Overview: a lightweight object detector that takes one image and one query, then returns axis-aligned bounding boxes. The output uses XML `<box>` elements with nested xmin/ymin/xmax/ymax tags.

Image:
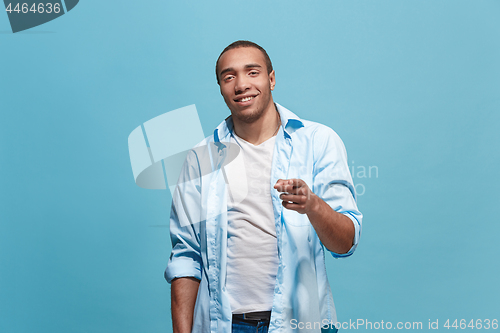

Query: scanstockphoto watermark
<box><xmin>290</xmin><ymin>319</ymin><xmax>423</xmax><ymax>330</ymax></box>
<box><xmin>290</xmin><ymin>318</ymin><xmax>499</xmax><ymax>330</ymax></box>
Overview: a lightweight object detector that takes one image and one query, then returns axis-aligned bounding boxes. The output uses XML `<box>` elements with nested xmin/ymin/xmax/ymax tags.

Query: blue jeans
<box><xmin>231</xmin><ymin>316</ymin><xmax>270</xmax><ymax>333</ymax></box>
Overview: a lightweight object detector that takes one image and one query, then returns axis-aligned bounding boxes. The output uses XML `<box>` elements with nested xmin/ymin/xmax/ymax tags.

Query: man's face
<box><xmin>217</xmin><ymin>47</ymin><xmax>275</xmax><ymax>124</ymax></box>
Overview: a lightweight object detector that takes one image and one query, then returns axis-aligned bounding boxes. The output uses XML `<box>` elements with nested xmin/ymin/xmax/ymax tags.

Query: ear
<box><xmin>269</xmin><ymin>70</ymin><xmax>276</xmax><ymax>91</ymax></box>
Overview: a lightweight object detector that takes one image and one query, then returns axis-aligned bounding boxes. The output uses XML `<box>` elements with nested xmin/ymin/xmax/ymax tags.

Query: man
<box><xmin>165</xmin><ymin>40</ymin><xmax>362</xmax><ymax>333</ymax></box>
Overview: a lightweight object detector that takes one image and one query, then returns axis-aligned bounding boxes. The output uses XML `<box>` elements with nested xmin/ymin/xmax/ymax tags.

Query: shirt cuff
<box><xmin>329</xmin><ymin>212</ymin><xmax>361</xmax><ymax>258</ymax></box>
<box><xmin>164</xmin><ymin>257</ymin><xmax>202</xmax><ymax>283</ymax></box>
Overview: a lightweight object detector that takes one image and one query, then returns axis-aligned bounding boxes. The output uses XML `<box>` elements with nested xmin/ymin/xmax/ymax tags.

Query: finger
<box><xmin>275</xmin><ymin>183</ymin><xmax>296</xmax><ymax>193</ymax></box>
<box><xmin>289</xmin><ymin>178</ymin><xmax>305</xmax><ymax>187</ymax></box>
<box><xmin>274</xmin><ymin>179</ymin><xmax>287</xmax><ymax>190</ymax></box>
<box><xmin>275</xmin><ymin>178</ymin><xmax>299</xmax><ymax>187</ymax></box>
<box><xmin>275</xmin><ymin>179</ymin><xmax>309</xmax><ymax>194</ymax></box>
<box><xmin>288</xmin><ymin>179</ymin><xmax>307</xmax><ymax>192</ymax></box>
<box><xmin>275</xmin><ymin>183</ymin><xmax>293</xmax><ymax>193</ymax></box>
<box><xmin>282</xmin><ymin>201</ymin><xmax>306</xmax><ymax>212</ymax></box>
<box><xmin>279</xmin><ymin>193</ymin><xmax>307</xmax><ymax>204</ymax></box>
<box><xmin>278</xmin><ymin>186</ymin><xmax>308</xmax><ymax>196</ymax></box>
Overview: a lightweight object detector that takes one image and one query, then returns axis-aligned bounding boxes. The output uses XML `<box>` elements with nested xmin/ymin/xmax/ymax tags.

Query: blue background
<box><xmin>1</xmin><ymin>0</ymin><xmax>499</xmax><ymax>332</ymax></box>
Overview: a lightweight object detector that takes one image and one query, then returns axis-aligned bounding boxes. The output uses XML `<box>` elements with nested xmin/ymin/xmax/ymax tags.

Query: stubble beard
<box><xmin>232</xmin><ymin>106</ymin><xmax>266</xmax><ymax>124</ymax></box>
<box><xmin>228</xmin><ymin>91</ymin><xmax>273</xmax><ymax>125</ymax></box>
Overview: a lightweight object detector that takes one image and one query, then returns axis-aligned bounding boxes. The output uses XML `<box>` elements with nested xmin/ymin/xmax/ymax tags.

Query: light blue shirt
<box><xmin>165</xmin><ymin>103</ymin><xmax>362</xmax><ymax>333</ymax></box>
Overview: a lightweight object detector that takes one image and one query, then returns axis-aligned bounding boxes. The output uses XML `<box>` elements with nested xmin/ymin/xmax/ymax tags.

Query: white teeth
<box><xmin>239</xmin><ymin>96</ymin><xmax>253</xmax><ymax>102</ymax></box>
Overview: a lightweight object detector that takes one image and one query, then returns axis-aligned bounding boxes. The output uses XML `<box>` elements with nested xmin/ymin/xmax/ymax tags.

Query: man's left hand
<box><xmin>274</xmin><ymin>178</ymin><xmax>318</xmax><ymax>214</ymax></box>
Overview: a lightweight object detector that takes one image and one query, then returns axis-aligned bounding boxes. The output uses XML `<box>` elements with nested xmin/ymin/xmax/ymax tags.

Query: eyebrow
<box><xmin>219</xmin><ymin>63</ymin><xmax>262</xmax><ymax>77</ymax></box>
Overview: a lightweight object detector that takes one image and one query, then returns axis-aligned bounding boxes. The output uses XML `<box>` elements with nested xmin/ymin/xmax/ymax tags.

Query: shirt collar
<box><xmin>213</xmin><ymin>103</ymin><xmax>304</xmax><ymax>143</ymax></box>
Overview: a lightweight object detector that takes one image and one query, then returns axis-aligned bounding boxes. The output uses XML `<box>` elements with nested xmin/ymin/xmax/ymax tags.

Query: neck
<box><xmin>232</xmin><ymin>102</ymin><xmax>280</xmax><ymax>145</ymax></box>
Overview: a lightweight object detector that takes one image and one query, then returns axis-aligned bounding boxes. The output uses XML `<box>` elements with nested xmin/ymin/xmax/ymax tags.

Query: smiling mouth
<box><xmin>235</xmin><ymin>96</ymin><xmax>256</xmax><ymax>102</ymax></box>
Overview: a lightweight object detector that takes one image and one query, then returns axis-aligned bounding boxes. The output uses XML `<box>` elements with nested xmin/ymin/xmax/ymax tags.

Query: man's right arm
<box><xmin>171</xmin><ymin>277</ymin><xmax>200</xmax><ymax>333</ymax></box>
<box><xmin>166</xmin><ymin>149</ymin><xmax>204</xmax><ymax>333</ymax></box>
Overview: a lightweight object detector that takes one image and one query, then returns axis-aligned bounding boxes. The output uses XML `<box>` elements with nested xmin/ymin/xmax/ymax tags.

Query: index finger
<box><xmin>274</xmin><ymin>179</ymin><xmax>291</xmax><ymax>191</ymax></box>
<box><xmin>274</xmin><ymin>179</ymin><xmax>305</xmax><ymax>192</ymax></box>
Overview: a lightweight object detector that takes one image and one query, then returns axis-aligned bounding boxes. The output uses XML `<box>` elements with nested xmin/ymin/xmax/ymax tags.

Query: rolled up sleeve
<box><xmin>165</xmin><ymin>150</ymin><xmax>203</xmax><ymax>283</ymax></box>
<box><xmin>165</xmin><ymin>202</ymin><xmax>202</xmax><ymax>283</ymax></box>
<box><xmin>312</xmin><ymin>125</ymin><xmax>363</xmax><ymax>258</ymax></box>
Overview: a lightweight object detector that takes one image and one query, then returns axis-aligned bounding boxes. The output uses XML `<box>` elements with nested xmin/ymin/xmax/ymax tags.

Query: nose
<box><xmin>234</xmin><ymin>75</ymin><xmax>251</xmax><ymax>93</ymax></box>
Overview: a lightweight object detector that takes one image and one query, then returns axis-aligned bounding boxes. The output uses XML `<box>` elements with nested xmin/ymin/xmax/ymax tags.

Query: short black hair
<box><xmin>215</xmin><ymin>40</ymin><xmax>273</xmax><ymax>85</ymax></box>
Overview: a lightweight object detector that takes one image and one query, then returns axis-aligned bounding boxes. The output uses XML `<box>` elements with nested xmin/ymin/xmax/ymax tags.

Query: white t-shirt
<box><xmin>225</xmin><ymin>132</ymin><xmax>279</xmax><ymax>314</ymax></box>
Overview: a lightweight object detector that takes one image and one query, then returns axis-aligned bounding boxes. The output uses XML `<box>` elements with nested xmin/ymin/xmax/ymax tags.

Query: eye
<box><xmin>249</xmin><ymin>71</ymin><xmax>259</xmax><ymax>76</ymax></box>
<box><xmin>223</xmin><ymin>75</ymin><xmax>235</xmax><ymax>82</ymax></box>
